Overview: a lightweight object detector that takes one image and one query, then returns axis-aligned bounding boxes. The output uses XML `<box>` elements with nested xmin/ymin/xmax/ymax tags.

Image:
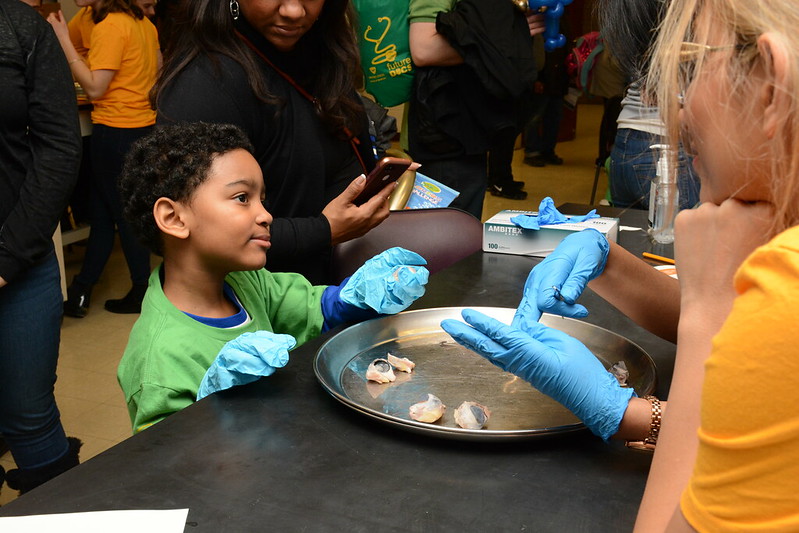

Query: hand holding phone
<box><xmin>352</xmin><ymin>157</ymin><xmax>418</xmax><ymax>206</ymax></box>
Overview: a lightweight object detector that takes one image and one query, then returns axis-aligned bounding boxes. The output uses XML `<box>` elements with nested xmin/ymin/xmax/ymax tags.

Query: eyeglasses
<box><xmin>676</xmin><ymin>41</ymin><xmax>753</xmax><ymax>106</ymax></box>
<box><xmin>679</xmin><ymin>42</ymin><xmax>748</xmax><ymax>62</ymax></box>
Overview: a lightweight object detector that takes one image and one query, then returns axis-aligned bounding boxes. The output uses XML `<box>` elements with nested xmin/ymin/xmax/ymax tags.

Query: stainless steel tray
<box><xmin>314</xmin><ymin>307</ymin><xmax>656</xmax><ymax>441</ymax></box>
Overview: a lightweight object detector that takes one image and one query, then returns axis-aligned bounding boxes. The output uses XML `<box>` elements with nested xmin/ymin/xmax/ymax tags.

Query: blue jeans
<box><xmin>609</xmin><ymin>128</ymin><xmax>700</xmax><ymax>210</ymax></box>
<box><xmin>74</xmin><ymin>124</ymin><xmax>152</xmax><ymax>288</ymax></box>
<box><xmin>0</xmin><ymin>250</ymin><xmax>69</xmax><ymax>468</ymax></box>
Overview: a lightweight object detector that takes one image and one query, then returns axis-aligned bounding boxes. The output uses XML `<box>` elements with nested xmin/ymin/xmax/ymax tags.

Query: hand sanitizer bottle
<box><xmin>647</xmin><ymin>144</ymin><xmax>679</xmax><ymax>244</ymax></box>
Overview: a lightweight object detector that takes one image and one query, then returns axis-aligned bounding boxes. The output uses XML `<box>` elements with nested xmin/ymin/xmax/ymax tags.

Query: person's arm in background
<box><xmin>0</xmin><ymin>8</ymin><xmax>81</xmax><ymax>287</ymax></box>
<box><xmin>409</xmin><ymin>5</ymin><xmax>545</xmax><ymax>67</ymax></box>
<box><xmin>47</xmin><ymin>10</ymin><xmax>115</xmax><ymax>100</ymax></box>
<box><xmin>409</xmin><ymin>21</ymin><xmax>463</xmax><ymax>67</ymax></box>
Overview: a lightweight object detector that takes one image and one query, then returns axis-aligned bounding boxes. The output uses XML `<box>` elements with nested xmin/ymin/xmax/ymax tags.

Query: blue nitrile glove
<box><xmin>510</xmin><ymin>197</ymin><xmax>599</xmax><ymax>230</ymax></box>
<box><xmin>320</xmin><ymin>278</ymin><xmax>382</xmax><ymax>331</ymax></box>
<box><xmin>441</xmin><ymin>309</ymin><xmax>634</xmax><ymax>440</ymax></box>
<box><xmin>197</xmin><ymin>331</ymin><xmax>296</xmax><ymax>401</ymax></box>
<box><xmin>339</xmin><ymin>247</ymin><xmax>429</xmax><ymax>315</ymax></box>
<box><xmin>513</xmin><ymin>228</ymin><xmax>609</xmax><ymax>326</ymax></box>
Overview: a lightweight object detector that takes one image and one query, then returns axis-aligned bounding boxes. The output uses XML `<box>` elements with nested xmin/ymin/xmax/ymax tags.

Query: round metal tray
<box><xmin>314</xmin><ymin>307</ymin><xmax>656</xmax><ymax>441</ymax></box>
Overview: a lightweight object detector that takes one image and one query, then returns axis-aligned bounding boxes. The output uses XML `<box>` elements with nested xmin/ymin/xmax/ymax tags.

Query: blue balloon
<box><xmin>528</xmin><ymin>0</ymin><xmax>574</xmax><ymax>51</ymax></box>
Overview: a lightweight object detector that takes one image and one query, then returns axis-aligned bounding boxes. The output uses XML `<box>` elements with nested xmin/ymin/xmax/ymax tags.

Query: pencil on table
<box><xmin>642</xmin><ymin>252</ymin><xmax>675</xmax><ymax>264</ymax></box>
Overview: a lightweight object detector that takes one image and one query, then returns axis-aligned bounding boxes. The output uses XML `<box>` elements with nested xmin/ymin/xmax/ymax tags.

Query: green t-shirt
<box><xmin>408</xmin><ymin>0</ymin><xmax>457</xmax><ymax>22</ymax></box>
<box><xmin>117</xmin><ymin>265</ymin><xmax>326</xmax><ymax>433</ymax></box>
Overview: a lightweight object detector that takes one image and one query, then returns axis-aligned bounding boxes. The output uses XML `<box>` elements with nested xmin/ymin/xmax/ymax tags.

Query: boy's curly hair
<box><xmin>119</xmin><ymin>122</ymin><xmax>254</xmax><ymax>256</ymax></box>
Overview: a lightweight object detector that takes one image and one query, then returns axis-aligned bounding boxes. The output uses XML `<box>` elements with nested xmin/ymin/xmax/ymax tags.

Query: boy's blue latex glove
<box><xmin>513</xmin><ymin>228</ymin><xmax>609</xmax><ymax>326</ymax></box>
<box><xmin>339</xmin><ymin>247</ymin><xmax>429</xmax><ymax>315</ymax></box>
<box><xmin>197</xmin><ymin>331</ymin><xmax>296</xmax><ymax>401</ymax></box>
<box><xmin>320</xmin><ymin>279</ymin><xmax>381</xmax><ymax>332</ymax></box>
<box><xmin>441</xmin><ymin>309</ymin><xmax>634</xmax><ymax>440</ymax></box>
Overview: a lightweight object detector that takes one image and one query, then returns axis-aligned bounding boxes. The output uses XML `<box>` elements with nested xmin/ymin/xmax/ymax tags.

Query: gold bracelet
<box><xmin>625</xmin><ymin>395</ymin><xmax>662</xmax><ymax>452</ymax></box>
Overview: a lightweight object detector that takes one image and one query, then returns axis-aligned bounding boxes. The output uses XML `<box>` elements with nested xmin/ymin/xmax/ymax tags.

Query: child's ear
<box><xmin>758</xmin><ymin>32</ymin><xmax>789</xmax><ymax>140</ymax></box>
<box><xmin>154</xmin><ymin>197</ymin><xmax>190</xmax><ymax>240</ymax></box>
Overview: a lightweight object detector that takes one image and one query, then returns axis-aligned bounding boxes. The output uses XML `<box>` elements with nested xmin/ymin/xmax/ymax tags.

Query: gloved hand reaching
<box><xmin>197</xmin><ymin>331</ymin><xmax>296</xmax><ymax>401</ymax></box>
<box><xmin>338</xmin><ymin>247</ymin><xmax>429</xmax><ymax>315</ymax></box>
<box><xmin>441</xmin><ymin>309</ymin><xmax>633</xmax><ymax>440</ymax></box>
<box><xmin>513</xmin><ymin>228</ymin><xmax>609</xmax><ymax>328</ymax></box>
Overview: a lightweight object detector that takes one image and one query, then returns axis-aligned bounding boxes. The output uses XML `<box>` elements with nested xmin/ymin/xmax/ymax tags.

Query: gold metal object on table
<box><xmin>315</xmin><ymin>307</ymin><xmax>657</xmax><ymax>441</ymax></box>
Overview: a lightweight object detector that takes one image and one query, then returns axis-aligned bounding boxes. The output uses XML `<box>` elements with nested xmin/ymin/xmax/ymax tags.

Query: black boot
<box><xmin>63</xmin><ymin>281</ymin><xmax>92</xmax><ymax>318</ymax></box>
<box><xmin>104</xmin><ymin>283</ymin><xmax>147</xmax><ymax>314</ymax></box>
<box><xmin>5</xmin><ymin>437</ymin><xmax>82</xmax><ymax>494</ymax></box>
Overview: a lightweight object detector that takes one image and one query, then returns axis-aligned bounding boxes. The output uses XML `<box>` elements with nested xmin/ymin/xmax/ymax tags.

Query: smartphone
<box><xmin>353</xmin><ymin>157</ymin><xmax>415</xmax><ymax>206</ymax></box>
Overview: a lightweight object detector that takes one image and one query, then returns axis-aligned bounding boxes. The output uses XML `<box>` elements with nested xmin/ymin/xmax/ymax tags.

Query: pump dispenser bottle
<box><xmin>648</xmin><ymin>144</ymin><xmax>679</xmax><ymax>244</ymax></box>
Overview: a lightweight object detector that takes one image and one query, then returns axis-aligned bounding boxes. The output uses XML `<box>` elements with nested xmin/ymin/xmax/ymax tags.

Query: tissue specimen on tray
<box><xmin>387</xmin><ymin>353</ymin><xmax>415</xmax><ymax>373</ymax></box>
<box><xmin>409</xmin><ymin>393</ymin><xmax>446</xmax><ymax>423</ymax></box>
<box><xmin>366</xmin><ymin>358</ymin><xmax>396</xmax><ymax>383</ymax></box>
<box><xmin>454</xmin><ymin>401</ymin><xmax>491</xmax><ymax>429</ymax></box>
<box><xmin>610</xmin><ymin>361</ymin><xmax>629</xmax><ymax>386</ymax></box>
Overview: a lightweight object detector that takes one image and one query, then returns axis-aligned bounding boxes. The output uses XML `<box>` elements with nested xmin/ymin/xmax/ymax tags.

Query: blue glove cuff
<box><xmin>321</xmin><ymin>280</ymin><xmax>380</xmax><ymax>332</ymax></box>
<box><xmin>584</xmin><ymin>229</ymin><xmax>610</xmax><ymax>279</ymax></box>
<box><xmin>581</xmin><ymin>372</ymin><xmax>636</xmax><ymax>441</ymax></box>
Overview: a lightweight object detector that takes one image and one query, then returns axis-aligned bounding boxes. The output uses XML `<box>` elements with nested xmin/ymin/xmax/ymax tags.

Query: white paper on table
<box><xmin>0</xmin><ymin>508</ymin><xmax>189</xmax><ymax>533</ymax></box>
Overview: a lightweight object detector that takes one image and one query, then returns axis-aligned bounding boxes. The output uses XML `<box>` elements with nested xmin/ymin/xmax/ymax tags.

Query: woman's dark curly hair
<box><xmin>119</xmin><ymin>122</ymin><xmax>254</xmax><ymax>256</ymax></box>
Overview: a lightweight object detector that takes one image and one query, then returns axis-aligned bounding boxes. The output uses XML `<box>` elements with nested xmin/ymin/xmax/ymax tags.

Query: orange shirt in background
<box><xmin>77</xmin><ymin>11</ymin><xmax>158</xmax><ymax>128</ymax></box>
<box><xmin>67</xmin><ymin>6</ymin><xmax>93</xmax><ymax>59</ymax></box>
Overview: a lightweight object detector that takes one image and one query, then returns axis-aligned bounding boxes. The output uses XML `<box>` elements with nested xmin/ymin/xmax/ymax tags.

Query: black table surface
<box><xmin>0</xmin><ymin>206</ymin><xmax>676</xmax><ymax>531</ymax></box>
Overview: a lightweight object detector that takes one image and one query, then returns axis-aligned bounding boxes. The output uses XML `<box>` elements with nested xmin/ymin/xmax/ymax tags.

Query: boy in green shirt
<box><xmin>116</xmin><ymin>122</ymin><xmax>428</xmax><ymax>433</ymax></box>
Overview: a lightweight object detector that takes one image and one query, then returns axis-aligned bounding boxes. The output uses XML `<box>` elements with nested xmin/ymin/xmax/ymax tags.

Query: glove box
<box><xmin>483</xmin><ymin>209</ymin><xmax>619</xmax><ymax>258</ymax></box>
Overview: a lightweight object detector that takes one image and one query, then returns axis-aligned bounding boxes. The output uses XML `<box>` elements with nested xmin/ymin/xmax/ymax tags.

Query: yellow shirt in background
<box><xmin>681</xmin><ymin>225</ymin><xmax>799</xmax><ymax>531</ymax></box>
<box><xmin>85</xmin><ymin>12</ymin><xmax>158</xmax><ymax>128</ymax></box>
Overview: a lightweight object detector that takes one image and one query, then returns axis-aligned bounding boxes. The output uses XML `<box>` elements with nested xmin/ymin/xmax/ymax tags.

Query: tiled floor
<box><xmin>0</xmin><ymin>104</ymin><xmax>607</xmax><ymax>505</ymax></box>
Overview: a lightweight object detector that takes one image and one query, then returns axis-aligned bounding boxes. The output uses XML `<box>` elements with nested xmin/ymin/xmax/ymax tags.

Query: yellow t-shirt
<box><xmin>681</xmin><ymin>225</ymin><xmax>799</xmax><ymax>531</ymax></box>
<box><xmin>86</xmin><ymin>12</ymin><xmax>158</xmax><ymax>128</ymax></box>
<box><xmin>68</xmin><ymin>6</ymin><xmax>93</xmax><ymax>59</ymax></box>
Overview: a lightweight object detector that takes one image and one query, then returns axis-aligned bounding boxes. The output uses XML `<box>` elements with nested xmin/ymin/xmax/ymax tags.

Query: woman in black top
<box><xmin>154</xmin><ymin>0</ymin><xmax>391</xmax><ymax>284</ymax></box>
<box><xmin>0</xmin><ymin>0</ymin><xmax>82</xmax><ymax>493</ymax></box>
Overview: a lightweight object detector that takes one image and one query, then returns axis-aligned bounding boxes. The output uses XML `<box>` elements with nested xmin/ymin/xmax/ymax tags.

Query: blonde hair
<box><xmin>647</xmin><ymin>0</ymin><xmax>799</xmax><ymax>233</ymax></box>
